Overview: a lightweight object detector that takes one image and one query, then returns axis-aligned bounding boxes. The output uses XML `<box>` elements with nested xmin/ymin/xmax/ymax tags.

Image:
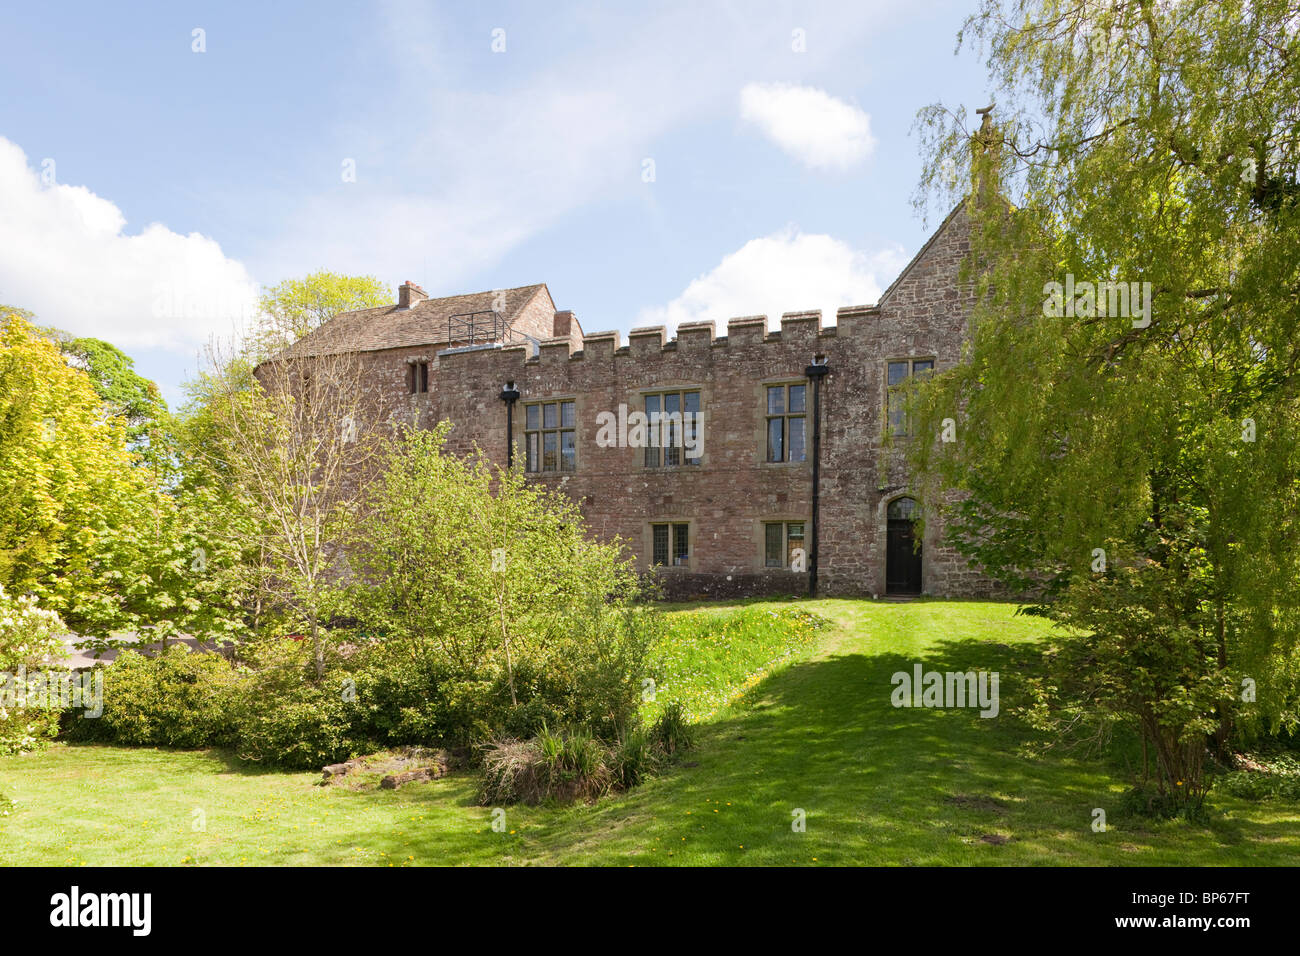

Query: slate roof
<box><xmin>275</xmin><ymin>283</ymin><xmax>552</xmax><ymax>359</ymax></box>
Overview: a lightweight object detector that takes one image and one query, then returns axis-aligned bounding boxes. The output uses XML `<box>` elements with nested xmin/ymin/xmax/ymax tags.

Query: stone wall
<box><xmin>341</xmin><ymin>201</ymin><xmax>1000</xmax><ymax>598</ymax></box>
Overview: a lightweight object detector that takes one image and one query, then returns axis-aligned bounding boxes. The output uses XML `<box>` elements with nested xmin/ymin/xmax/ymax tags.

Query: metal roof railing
<box><xmin>445</xmin><ymin>310</ymin><xmax>522</xmax><ymax>347</ymax></box>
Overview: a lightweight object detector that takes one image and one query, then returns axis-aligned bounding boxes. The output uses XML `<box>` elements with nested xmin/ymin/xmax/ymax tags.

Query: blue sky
<box><xmin>0</xmin><ymin>1</ymin><xmax>990</xmax><ymax>406</ymax></box>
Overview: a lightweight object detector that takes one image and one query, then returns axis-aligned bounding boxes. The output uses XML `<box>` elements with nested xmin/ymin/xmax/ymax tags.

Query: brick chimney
<box><xmin>398</xmin><ymin>280</ymin><xmax>428</xmax><ymax>310</ymax></box>
<box><xmin>553</xmin><ymin>310</ymin><xmax>576</xmax><ymax>338</ymax></box>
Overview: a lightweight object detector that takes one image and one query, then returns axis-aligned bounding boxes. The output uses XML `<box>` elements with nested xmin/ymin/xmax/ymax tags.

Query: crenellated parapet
<box><xmin>434</xmin><ymin>305</ymin><xmax>878</xmax><ymax>371</ymax></box>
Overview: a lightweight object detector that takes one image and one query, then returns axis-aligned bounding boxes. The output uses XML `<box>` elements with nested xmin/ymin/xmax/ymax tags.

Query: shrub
<box><xmin>478</xmin><ymin>725</ymin><xmax>613</xmax><ymax>806</ymax></box>
<box><xmin>0</xmin><ymin>586</ymin><xmax>67</xmax><ymax>755</ymax></box>
<box><xmin>81</xmin><ymin>645</ymin><xmax>244</xmax><ymax>748</ymax></box>
<box><xmin>611</xmin><ymin>724</ymin><xmax>660</xmax><ymax>789</ymax></box>
<box><xmin>232</xmin><ymin>637</ymin><xmax>374</xmax><ymax>769</ymax></box>
<box><xmin>1217</xmin><ymin>752</ymin><xmax>1300</xmax><ymax>801</ymax></box>
<box><xmin>649</xmin><ymin>701</ymin><xmax>694</xmax><ymax>756</ymax></box>
<box><xmin>234</xmin><ymin>684</ymin><xmax>368</xmax><ymax>769</ymax></box>
<box><xmin>345</xmin><ymin>426</ymin><xmax>656</xmax><ymax>746</ymax></box>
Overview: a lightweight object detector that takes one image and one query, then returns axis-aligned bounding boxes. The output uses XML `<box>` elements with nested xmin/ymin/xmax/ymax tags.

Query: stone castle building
<box><xmin>275</xmin><ymin>200</ymin><xmax>997</xmax><ymax>599</ymax></box>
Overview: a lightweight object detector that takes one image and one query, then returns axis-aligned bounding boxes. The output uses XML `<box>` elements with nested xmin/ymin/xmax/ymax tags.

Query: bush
<box><xmin>232</xmin><ymin>637</ymin><xmax>374</xmax><ymax>769</ymax></box>
<box><xmin>478</xmin><ymin>725</ymin><xmax>613</xmax><ymax>806</ymax></box>
<box><xmin>0</xmin><ymin>586</ymin><xmax>67</xmax><ymax>755</ymax></box>
<box><xmin>611</xmin><ymin>724</ymin><xmax>660</xmax><ymax>789</ymax></box>
<box><xmin>649</xmin><ymin>701</ymin><xmax>694</xmax><ymax>756</ymax></box>
<box><xmin>1217</xmin><ymin>752</ymin><xmax>1300</xmax><ymax>801</ymax></box>
<box><xmin>69</xmin><ymin>645</ymin><xmax>244</xmax><ymax>748</ymax></box>
<box><xmin>234</xmin><ymin>684</ymin><xmax>369</xmax><ymax>769</ymax></box>
<box><xmin>60</xmin><ymin>636</ymin><xmax>374</xmax><ymax>769</ymax></box>
<box><xmin>345</xmin><ymin>426</ymin><xmax>657</xmax><ymax>746</ymax></box>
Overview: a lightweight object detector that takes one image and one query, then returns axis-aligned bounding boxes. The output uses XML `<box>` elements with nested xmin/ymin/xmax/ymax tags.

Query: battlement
<box><xmin>435</xmin><ymin>304</ymin><xmax>878</xmax><ymax>369</ymax></box>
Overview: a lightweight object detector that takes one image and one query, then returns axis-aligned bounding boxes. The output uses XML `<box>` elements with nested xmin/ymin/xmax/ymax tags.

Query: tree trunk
<box><xmin>1212</xmin><ymin>596</ymin><xmax>1231</xmax><ymax>762</ymax></box>
<box><xmin>498</xmin><ymin>594</ymin><xmax>517</xmax><ymax>707</ymax></box>
<box><xmin>310</xmin><ymin>612</ymin><xmax>324</xmax><ymax>679</ymax></box>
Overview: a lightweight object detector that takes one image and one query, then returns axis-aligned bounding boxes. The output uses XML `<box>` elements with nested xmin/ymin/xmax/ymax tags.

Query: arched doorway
<box><xmin>886</xmin><ymin>496</ymin><xmax>922</xmax><ymax>594</ymax></box>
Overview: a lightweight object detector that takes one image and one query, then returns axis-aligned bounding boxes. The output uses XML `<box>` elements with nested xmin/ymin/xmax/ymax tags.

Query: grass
<box><xmin>644</xmin><ymin>602</ymin><xmax>828</xmax><ymax>721</ymax></box>
<box><xmin>2</xmin><ymin>598</ymin><xmax>1298</xmax><ymax>866</ymax></box>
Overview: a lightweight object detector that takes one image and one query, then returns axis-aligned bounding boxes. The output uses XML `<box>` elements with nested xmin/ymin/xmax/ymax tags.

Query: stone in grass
<box><xmin>380</xmin><ymin>766</ymin><xmax>445</xmax><ymax>789</ymax></box>
<box><xmin>322</xmin><ymin>747</ymin><xmax>454</xmax><ymax>789</ymax></box>
<box><xmin>321</xmin><ymin>757</ymin><xmax>367</xmax><ymax>780</ymax></box>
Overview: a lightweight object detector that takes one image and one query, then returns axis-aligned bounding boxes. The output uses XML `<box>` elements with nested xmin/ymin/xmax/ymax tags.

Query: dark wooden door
<box><xmin>886</xmin><ymin>519</ymin><xmax>922</xmax><ymax>594</ymax></box>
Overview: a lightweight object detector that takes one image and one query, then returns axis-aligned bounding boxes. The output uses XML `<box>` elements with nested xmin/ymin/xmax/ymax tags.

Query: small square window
<box><xmin>764</xmin><ymin>521</ymin><xmax>807</xmax><ymax>570</ymax></box>
<box><xmin>651</xmin><ymin>523</ymin><xmax>691</xmax><ymax>568</ymax></box>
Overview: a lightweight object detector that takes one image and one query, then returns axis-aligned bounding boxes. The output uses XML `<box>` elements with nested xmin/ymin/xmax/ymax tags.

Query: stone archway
<box><xmin>885</xmin><ymin>496</ymin><xmax>922</xmax><ymax>595</ymax></box>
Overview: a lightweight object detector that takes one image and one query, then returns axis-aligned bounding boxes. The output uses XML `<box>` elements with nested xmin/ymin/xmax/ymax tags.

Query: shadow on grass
<box><xmin>36</xmin><ymin>618</ymin><xmax>1298</xmax><ymax>866</ymax></box>
<box><xmin>449</xmin><ymin>633</ymin><xmax>1298</xmax><ymax>866</ymax></box>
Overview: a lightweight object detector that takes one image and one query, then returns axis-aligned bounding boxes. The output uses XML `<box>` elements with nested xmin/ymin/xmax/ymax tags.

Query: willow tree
<box><xmin>909</xmin><ymin>0</ymin><xmax>1300</xmax><ymax>805</ymax></box>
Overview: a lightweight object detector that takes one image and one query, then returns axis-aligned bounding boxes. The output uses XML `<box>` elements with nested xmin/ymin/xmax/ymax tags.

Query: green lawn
<box><xmin>2</xmin><ymin>599</ymin><xmax>1297</xmax><ymax>866</ymax></box>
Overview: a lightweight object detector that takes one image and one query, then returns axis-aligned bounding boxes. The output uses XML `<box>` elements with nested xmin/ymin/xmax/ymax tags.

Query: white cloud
<box><xmin>739</xmin><ymin>82</ymin><xmax>876</xmax><ymax>170</ymax></box>
<box><xmin>0</xmin><ymin>137</ymin><xmax>259</xmax><ymax>350</ymax></box>
<box><xmin>637</xmin><ymin>227</ymin><xmax>907</xmax><ymax>332</ymax></box>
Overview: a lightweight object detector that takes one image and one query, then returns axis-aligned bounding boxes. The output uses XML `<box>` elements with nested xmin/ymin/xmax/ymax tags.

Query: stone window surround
<box><xmin>755</xmin><ymin>376</ymin><xmax>812</xmax><ymax>469</ymax></box>
<box><xmin>631</xmin><ymin>383</ymin><xmax>707</xmax><ymax>470</ymax></box>
<box><xmin>759</xmin><ymin>382</ymin><xmax>806</xmax><ymax>468</ymax></box>
<box><xmin>882</xmin><ymin>355</ymin><xmax>937</xmax><ymax>439</ymax></box>
<box><xmin>644</xmin><ymin>518</ymin><xmax>693</xmax><ymax>572</ymax></box>
<box><xmin>520</xmin><ymin>394</ymin><xmax>578</xmax><ymax>473</ymax></box>
<box><xmin>754</xmin><ymin>516</ymin><xmax>809</xmax><ymax>571</ymax></box>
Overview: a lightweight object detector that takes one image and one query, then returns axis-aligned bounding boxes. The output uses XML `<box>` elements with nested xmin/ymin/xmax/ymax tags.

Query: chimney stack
<box><xmin>398</xmin><ymin>280</ymin><xmax>428</xmax><ymax>310</ymax></box>
<box><xmin>971</xmin><ymin>105</ymin><xmax>1000</xmax><ymax>204</ymax></box>
<box><xmin>552</xmin><ymin>310</ymin><xmax>576</xmax><ymax>338</ymax></box>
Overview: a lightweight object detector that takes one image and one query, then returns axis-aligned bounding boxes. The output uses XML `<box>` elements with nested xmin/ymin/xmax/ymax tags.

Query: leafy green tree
<box><xmin>252</xmin><ymin>271</ymin><xmax>391</xmax><ymax>356</ymax></box>
<box><xmin>0</xmin><ymin>313</ymin><xmax>164</xmax><ymax>637</ymax></box>
<box><xmin>909</xmin><ymin>0</ymin><xmax>1300</xmax><ymax>804</ymax></box>
<box><xmin>53</xmin><ymin>335</ymin><xmax>168</xmax><ymax>449</ymax></box>
<box><xmin>166</xmin><ymin>271</ymin><xmax>397</xmax><ymax>649</ymax></box>
<box><xmin>346</xmin><ymin>424</ymin><xmax>647</xmax><ymax>733</ymax></box>
<box><xmin>199</xmin><ymin>343</ymin><xmax>381</xmax><ymax>677</ymax></box>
